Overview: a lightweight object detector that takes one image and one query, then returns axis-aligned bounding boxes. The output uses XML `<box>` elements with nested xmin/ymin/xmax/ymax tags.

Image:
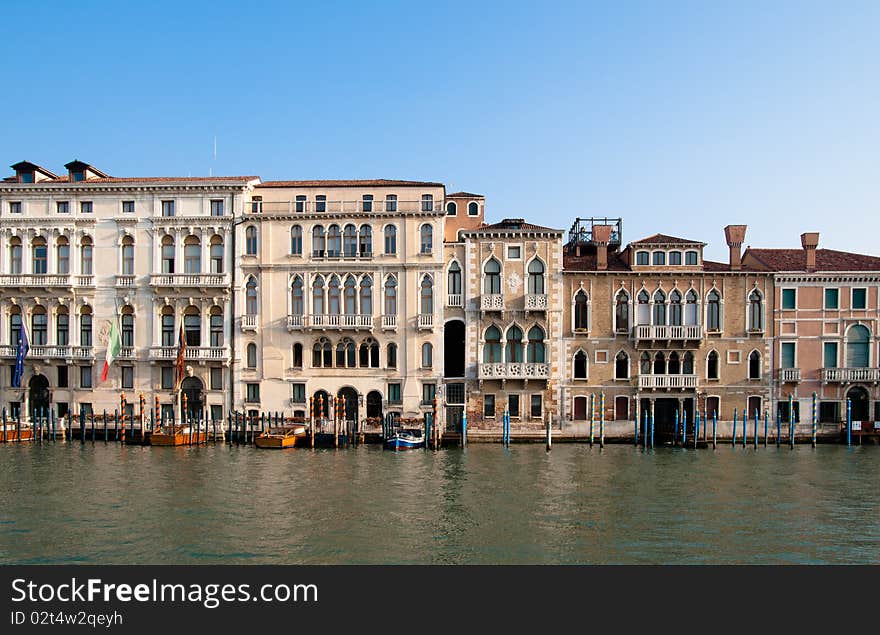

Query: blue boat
<box><xmin>383</xmin><ymin>428</ymin><xmax>425</xmax><ymax>450</ymax></box>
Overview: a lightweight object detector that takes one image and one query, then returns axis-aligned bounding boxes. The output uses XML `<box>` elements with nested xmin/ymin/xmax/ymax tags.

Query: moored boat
<box><xmin>383</xmin><ymin>428</ymin><xmax>425</xmax><ymax>450</ymax></box>
<box><xmin>0</xmin><ymin>425</ymin><xmax>33</xmax><ymax>442</ymax></box>
<box><xmin>149</xmin><ymin>425</ymin><xmax>207</xmax><ymax>446</ymax></box>
<box><xmin>255</xmin><ymin>425</ymin><xmax>308</xmax><ymax>449</ymax></box>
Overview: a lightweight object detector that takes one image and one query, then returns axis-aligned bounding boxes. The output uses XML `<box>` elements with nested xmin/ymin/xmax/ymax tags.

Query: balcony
<box><xmin>116</xmin><ymin>275</ymin><xmax>136</xmax><ymax>288</ymax></box>
<box><xmin>0</xmin><ymin>274</ymin><xmax>72</xmax><ymax>288</ymax></box>
<box><xmin>382</xmin><ymin>315</ymin><xmax>397</xmax><ymax>330</ymax></box>
<box><xmin>150</xmin><ymin>273</ymin><xmax>230</xmax><ymax>288</ymax></box>
<box><xmin>118</xmin><ymin>347</ymin><xmax>136</xmax><ymax>360</ymax></box>
<box><xmin>632</xmin><ymin>324</ymin><xmax>702</xmax><ymax>345</ymax></box>
<box><xmin>779</xmin><ymin>368</ymin><xmax>801</xmax><ymax>383</ymax></box>
<box><xmin>307</xmin><ymin>314</ymin><xmax>374</xmax><ymax>330</ymax></box>
<box><xmin>525</xmin><ymin>294</ymin><xmax>548</xmax><ymax>310</ymax></box>
<box><xmin>478</xmin><ymin>362</ymin><xmax>550</xmax><ymax>380</ymax></box>
<box><xmin>447</xmin><ymin>294</ymin><xmax>463</xmax><ymax>308</ymax></box>
<box><xmin>149</xmin><ymin>346</ymin><xmax>229</xmax><ymax>361</ymax></box>
<box><xmin>481</xmin><ymin>294</ymin><xmax>504</xmax><ymax>311</ymax></box>
<box><xmin>287</xmin><ymin>314</ymin><xmax>304</xmax><ymax>330</ymax></box>
<box><xmin>638</xmin><ymin>374</ymin><xmax>698</xmax><ymax>390</ymax></box>
<box><xmin>0</xmin><ymin>344</ymin><xmax>94</xmax><ymax>360</ymax></box>
<box><xmin>821</xmin><ymin>368</ymin><xmax>880</xmax><ymax>383</ymax></box>
<box><xmin>311</xmin><ymin>250</ymin><xmax>373</xmax><ymax>261</ymax></box>
<box><xmin>241</xmin><ymin>315</ymin><xmax>258</xmax><ymax>331</ymax></box>
<box><xmin>418</xmin><ymin>314</ymin><xmax>434</xmax><ymax>330</ymax></box>
<box><xmin>255</xmin><ymin>199</ymin><xmax>444</xmax><ymax>215</ymax></box>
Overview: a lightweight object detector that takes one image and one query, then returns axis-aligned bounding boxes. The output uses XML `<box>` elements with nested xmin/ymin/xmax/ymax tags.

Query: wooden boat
<box><xmin>255</xmin><ymin>425</ymin><xmax>307</xmax><ymax>449</ymax></box>
<box><xmin>383</xmin><ymin>428</ymin><xmax>425</xmax><ymax>451</ymax></box>
<box><xmin>149</xmin><ymin>425</ymin><xmax>207</xmax><ymax>446</ymax></box>
<box><xmin>0</xmin><ymin>425</ymin><xmax>33</xmax><ymax>442</ymax></box>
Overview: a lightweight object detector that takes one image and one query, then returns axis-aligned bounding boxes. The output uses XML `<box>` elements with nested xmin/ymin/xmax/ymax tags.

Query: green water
<box><xmin>0</xmin><ymin>443</ymin><xmax>877</xmax><ymax>564</ymax></box>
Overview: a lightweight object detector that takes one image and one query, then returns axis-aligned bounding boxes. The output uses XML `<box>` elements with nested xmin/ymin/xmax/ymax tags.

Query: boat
<box><xmin>0</xmin><ymin>424</ymin><xmax>33</xmax><ymax>443</ymax></box>
<box><xmin>255</xmin><ymin>424</ymin><xmax>308</xmax><ymax>449</ymax></box>
<box><xmin>383</xmin><ymin>428</ymin><xmax>425</xmax><ymax>450</ymax></box>
<box><xmin>149</xmin><ymin>425</ymin><xmax>207</xmax><ymax>446</ymax></box>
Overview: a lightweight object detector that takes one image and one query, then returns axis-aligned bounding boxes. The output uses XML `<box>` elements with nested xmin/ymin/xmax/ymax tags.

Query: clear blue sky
<box><xmin>3</xmin><ymin>1</ymin><xmax>877</xmax><ymax>261</ymax></box>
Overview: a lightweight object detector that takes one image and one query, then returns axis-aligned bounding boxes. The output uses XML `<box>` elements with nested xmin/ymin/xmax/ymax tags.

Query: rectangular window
<box><xmin>685</xmin><ymin>251</ymin><xmax>698</xmax><ymax>265</ymax></box>
<box><xmin>208</xmin><ymin>200</ymin><xmax>223</xmax><ymax>216</ymax></box>
<box><xmin>161</xmin><ymin>366</ymin><xmax>174</xmax><ymax>389</ymax></box>
<box><xmin>852</xmin><ymin>288</ymin><xmax>867</xmax><ymax>310</ymax></box>
<box><xmin>210</xmin><ymin>405</ymin><xmax>223</xmax><ymax>422</ymax></box>
<box><xmin>315</xmin><ymin>195</ymin><xmax>326</xmax><ymax>213</ymax></box>
<box><xmin>57</xmin><ymin>201</ymin><xmax>70</xmax><ymax>214</ymax></box>
<box><xmin>823</xmin><ymin>342</ymin><xmax>838</xmax><ymax>368</ymax></box>
<box><xmin>778</xmin><ymin>400</ymin><xmax>800</xmax><ymax>424</ymax></box>
<box><xmin>80</xmin><ymin>365</ymin><xmax>92</xmax><ymax>389</ymax></box>
<box><xmin>80</xmin><ymin>201</ymin><xmax>93</xmax><ymax>214</ymax></box>
<box><xmin>122</xmin><ymin>366</ymin><xmax>134</xmax><ymax>390</ymax></box>
<box><xmin>122</xmin><ymin>201</ymin><xmax>135</xmax><ymax>214</ymax></box>
<box><xmin>388</xmin><ymin>383</ymin><xmax>402</xmax><ymax>404</ymax></box>
<box><xmin>362</xmin><ymin>195</ymin><xmax>373</xmax><ymax>212</ymax></box>
<box><xmin>652</xmin><ymin>251</ymin><xmax>666</xmax><ymax>265</ymax></box>
<box><xmin>422</xmin><ymin>383</ymin><xmax>436</xmax><ymax>405</ymax></box>
<box><xmin>508</xmin><ymin>394</ymin><xmax>520</xmax><ymax>418</ymax></box>
<box><xmin>636</xmin><ymin>251</ymin><xmax>649</xmax><ymax>265</ymax></box>
<box><xmin>781</xmin><ymin>288</ymin><xmax>796</xmax><ymax>310</ymax></box>
<box><xmin>292</xmin><ymin>383</ymin><xmax>306</xmax><ymax>403</ymax></box>
<box><xmin>819</xmin><ymin>401</ymin><xmax>840</xmax><ymax>424</ymax></box>
<box><xmin>161</xmin><ymin>200</ymin><xmax>175</xmax><ymax>217</ymax></box>
<box><xmin>781</xmin><ymin>342</ymin><xmax>796</xmax><ymax>369</ymax></box>
<box><xmin>79</xmin><ymin>403</ymin><xmax>93</xmax><ymax>418</ymax></box>
<box><xmin>669</xmin><ymin>251</ymin><xmax>682</xmax><ymax>265</ymax></box>
<box><xmin>824</xmin><ymin>288</ymin><xmax>839</xmax><ymax>310</ymax></box>
<box><xmin>57</xmin><ymin>365</ymin><xmax>68</xmax><ymax>388</ymax></box>
<box><xmin>530</xmin><ymin>394</ymin><xmax>543</xmax><ymax>418</ymax></box>
<box><xmin>210</xmin><ymin>367</ymin><xmax>223</xmax><ymax>390</ymax></box>
<box><xmin>295</xmin><ymin>195</ymin><xmax>306</xmax><ymax>212</ymax></box>
<box><xmin>507</xmin><ymin>246</ymin><xmax>521</xmax><ymax>260</ymax></box>
<box><xmin>251</xmin><ymin>197</ymin><xmax>263</xmax><ymax>213</ymax></box>
<box><xmin>9</xmin><ymin>202</ymin><xmax>22</xmax><ymax>214</ymax></box>
<box><xmin>483</xmin><ymin>394</ymin><xmax>496</xmax><ymax>418</ymax></box>
<box><xmin>421</xmin><ymin>194</ymin><xmax>433</xmax><ymax>212</ymax></box>
<box><xmin>246</xmin><ymin>383</ymin><xmax>260</xmax><ymax>403</ymax></box>
<box><xmin>385</xmin><ymin>195</ymin><xmax>397</xmax><ymax>212</ymax></box>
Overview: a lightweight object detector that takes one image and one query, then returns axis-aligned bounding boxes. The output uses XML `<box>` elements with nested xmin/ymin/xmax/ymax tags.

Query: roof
<box><xmin>258</xmin><ymin>179</ymin><xmax>443</xmax><ymax>188</ymax></box>
<box><xmin>630</xmin><ymin>233</ymin><xmax>705</xmax><ymax>246</ymax></box>
<box><xmin>64</xmin><ymin>160</ymin><xmax>110</xmax><ymax>178</ymax></box>
<box><xmin>19</xmin><ymin>175</ymin><xmax>259</xmax><ymax>184</ymax></box>
<box><xmin>446</xmin><ymin>191</ymin><xmax>483</xmax><ymax>198</ymax></box>
<box><xmin>744</xmin><ymin>248</ymin><xmax>880</xmax><ymax>272</ymax></box>
<box><xmin>471</xmin><ymin>218</ymin><xmax>562</xmax><ymax>233</ymax></box>
<box><xmin>10</xmin><ymin>161</ymin><xmax>59</xmax><ymax>178</ymax></box>
<box><xmin>563</xmin><ymin>249</ymin><xmax>631</xmax><ymax>271</ymax></box>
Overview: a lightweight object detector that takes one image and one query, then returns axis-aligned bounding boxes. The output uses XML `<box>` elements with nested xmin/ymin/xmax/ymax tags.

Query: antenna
<box><xmin>209</xmin><ymin>136</ymin><xmax>217</xmax><ymax>176</ymax></box>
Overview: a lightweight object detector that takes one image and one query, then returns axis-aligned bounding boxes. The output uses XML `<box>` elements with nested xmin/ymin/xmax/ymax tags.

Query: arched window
<box><xmin>573</xmin><ymin>350</ymin><xmax>588</xmax><ymax>379</ymax></box>
<box><xmin>384</xmin><ymin>276</ymin><xmax>397</xmax><ymax>315</ymax></box>
<box><xmin>246</xmin><ymin>343</ymin><xmax>257</xmax><ymax>368</ymax></box>
<box><xmin>245</xmin><ymin>276</ymin><xmax>258</xmax><ymax>316</ymax></box>
<box><xmin>420</xmin><ymin>224</ymin><xmax>433</xmax><ymax>254</ymax></box>
<box><xmin>245</xmin><ymin>226</ymin><xmax>257</xmax><ymax>256</ymax></box>
<box><xmin>668</xmin><ymin>351</ymin><xmax>680</xmax><ymax>374</ymax></box>
<box><xmin>32</xmin><ymin>237</ymin><xmax>47</xmax><ymax>274</ymax></box>
<box><xmin>360</xmin><ymin>276</ymin><xmax>372</xmax><ymax>315</ymax></box>
<box><xmin>343</xmin><ymin>224</ymin><xmax>358</xmax><ymax>257</ymax></box>
<box><xmin>387</xmin><ymin>342</ymin><xmax>398</xmax><ymax>368</ymax></box>
<box><xmin>652</xmin><ymin>289</ymin><xmax>666</xmax><ymax>325</ymax></box>
<box><xmin>209</xmin><ymin>307</ymin><xmax>222</xmax><ymax>347</ymax></box>
<box><xmin>291</xmin><ymin>276</ymin><xmax>304</xmax><ymax>316</ymax></box>
<box><xmin>846</xmin><ymin>325</ymin><xmax>870</xmax><ymax>367</ymax></box>
<box><xmin>420</xmin><ymin>275</ymin><xmax>434</xmax><ymax>314</ymax></box>
<box><xmin>56</xmin><ymin>307</ymin><xmax>69</xmax><ymax>345</ymax></box>
<box><xmin>683</xmin><ymin>351</ymin><xmax>694</xmax><ymax>374</ymax></box>
<box><xmin>506</xmin><ymin>325</ymin><xmax>523</xmax><ymax>363</ymax></box>
<box><xmin>637</xmin><ymin>290</ymin><xmax>650</xmax><ymax>325</ymax></box>
<box><xmin>573</xmin><ymin>290</ymin><xmax>589</xmax><ymax>331</ymax></box>
<box><xmin>290</xmin><ymin>225</ymin><xmax>302</xmax><ymax>255</ymax></box>
<box><xmin>344</xmin><ymin>276</ymin><xmax>357</xmax><ymax>315</ymax></box>
<box><xmin>9</xmin><ymin>237</ymin><xmax>22</xmax><ymax>274</ymax></box>
<box><xmin>184</xmin><ymin>235</ymin><xmax>201</xmax><ymax>273</ymax></box>
<box><xmin>527</xmin><ymin>326</ymin><xmax>545</xmax><ymax>363</ymax></box>
<box><xmin>161</xmin><ymin>235</ymin><xmax>175</xmax><ymax>273</ymax></box>
<box><xmin>653</xmin><ymin>352</ymin><xmax>666</xmax><ymax>375</ymax></box>
<box><xmin>446</xmin><ymin>201</ymin><xmax>457</xmax><ymax>216</ymax></box>
<box><xmin>328</xmin><ymin>276</ymin><xmax>341</xmax><ymax>314</ymax></box>
<box><xmin>652</xmin><ymin>251</ymin><xmax>666</xmax><ymax>265</ymax></box>
<box><xmin>669</xmin><ymin>290</ymin><xmax>682</xmax><ymax>326</ymax></box>
<box><xmin>528</xmin><ymin>259</ymin><xmax>545</xmax><ymax>294</ymax></box>
<box><xmin>706</xmin><ymin>290</ymin><xmax>721</xmax><ymax>331</ymax></box>
<box><xmin>384</xmin><ymin>225</ymin><xmax>397</xmax><ymax>255</ymax></box>
<box><xmin>422</xmin><ymin>342</ymin><xmax>433</xmax><ymax>368</ymax></box>
<box><xmin>749</xmin><ymin>290</ymin><xmax>763</xmax><ymax>331</ymax></box>
<box><xmin>56</xmin><ymin>237</ymin><xmax>70</xmax><ymax>274</ymax></box>
<box><xmin>615</xmin><ymin>351</ymin><xmax>629</xmax><ymax>379</ymax></box>
<box><xmin>313</xmin><ymin>338</ymin><xmax>332</xmax><ymax>367</ymax></box>
<box><xmin>312</xmin><ymin>276</ymin><xmax>325</xmax><ymax>315</ymax></box>
<box><xmin>707</xmin><ymin>350</ymin><xmax>719</xmax><ymax>379</ymax></box>
<box><xmin>122</xmin><ymin>307</ymin><xmax>135</xmax><ymax>347</ymax></box>
<box><xmin>684</xmin><ymin>289</ymin><xmax>698</xmax><ymax>325</ymax></box>
<box><xmin>370</xmin><ymin>339</ymin><xmax>379</xmax><ymax>367</ymax></box>
<box><xmin>468</xmin><ymin>201</ymin><xmax>479</xmax><ymax>216</ymax></box>
<box><xmin>484</xmin><ymin>258</ymin><xmax>501</xmax><ymax>294</ymax></box>
<box><xmin>669</xmin><ymin>251</ymin><xmax>682</xmax><ymax>265</ymax></box>
<box><xmin>183</xmin><ymin>307</ymin><xmax>200</xmax><ymax>346</ymax></box>
<box><xmin>79</xmin><ymin>306</ymin><xmax>92</xmax><ymax>347</ymax></box>
<box><xmin>615</xmin><ymin>291</ymin><xmax>630</xmax><ymax>333</ymax></box>
<box><xmin>685</xmin><ymin>251</ymin><xmax>699</xmax><ymax>265</ymax></box>
<box><xmin>483</xmin><ymin>326</ymin><xmax>502</xmax><ymax>363</ymax></box>
<box><xmin>336</xmin><ymin>338</ymin><xmax>356</xmax><ymax>368</ymax></box>
<box><xmin>359</xmin><ymin>225</ymin><xmax>372</xmax><ymax>256</ymax></box>
<box><xmin>748</xmin><ymin>350</ymin><xmax>761</xmax><ymax>379</ymax></box>
<box><xmin>448</xmin><ymin>261</ymin><xmax>462</xmax><ymax>295</ymax></box>
<box><xmin>327</xmin><ymin>225</ymin><xmax>341</xmax><ymax>256</ymax></box>
<box><xmin>31</xmin><ymin>306</ymin><xmax>47</xmax><ymax>345</ymax></box>
<box><xmin>636</xmin><ymin>251</ymin><xmax>649</xmax><ymax>265</ymax></box>
<box><xmin>80</xmin><ymin>236</ymin><xmax>93</xmax><ymax>275</ymax></box>
<box><xmin>312</xmin><ymin>225</ymin><xmax>326</xmax><ymax>256</ymax></box>
<box><xmin>161</xmin><ymin>307</ymin><xmax>175</xmax><ymax>346</ymax></box>
<box><xmin>210</xmin><ymin>235</ymin><xmax>224</xmax><ymax>273</ymax></box>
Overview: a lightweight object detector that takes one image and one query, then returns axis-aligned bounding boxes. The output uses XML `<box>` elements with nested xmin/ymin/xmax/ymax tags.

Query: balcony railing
<box><xmin>481</xmin><ymin>294</ymin><xmax>504</xmax><ymax>311</ymax></box>
<box><xmin>0</xmin><ymin>344</ymin><xmax>93</xmax><ymax>359</ymax></box>
<box><xmin>74</xmin><ymin>275</ymin><xmax>94</xmax><ymax>287</ymax></box>
<box><xmin>115</xmin><ymin>275</ymin><xmax>136</xmax><ymax>287</ymax></box>
<box><xmin>632</xmin><ymin>325</ymin><xmax>703</xmax><ymax>342</ymax></box>
<box><xmin>150</xmin><ymin>273</ymin><xmax>230</xmax><ymax>287</ymax></box>
<box><xmin>478</xmin><ymin>362</ymin><xmax>550</xmax><ymax>379</ymax></box>
<box><xmin>821</xmin><ymin>368</ymin><xmax>880</xmax><ymax>383</ymax></box>
<box><xmin>418</xmin><ymin>314</ymin><xmax>434</xmax><ymax>329</ymax></box>
<box><xmin>308</xmin><ymin>314</ymin><xmax>374</xmax><ymax>329</ymax></box>
<box><xmin>0</xmin><ymin>274</ymin><xmax>71</xmax><ymax>287</ymax></box>
<box><xmin>382</xmin><ymin>315</ymin><xmax>397</xmax><ymax>330</ymax></box>
<box><xmin>251</xmin><ymin>200</ymin><xmax>445</xmax><ymax>215</ymax></box>
<box><xmin>241</xmin><ymin>315</ymin><xmax>258</xmax><ymax>331</ymax></box>
<box><xmin>525</xmin><ymin>294</ymin><xmax>548</xmax><ymax>310</ymax></box>
<box><xmin>780</xmin><ymin>368</ymin><xmax>801</xmax><ymax>383</ymax></box>
<box><xmin>638</xmin><ymin>374</ymin><xmax>698</xmax><ymax>390</ymax></box>
<box><xmin>311</xmin><ymin>250</ymin><xmax>373</xmax><ymax>260</ymax></box>
<box><xmin>149</xmin><ymin>346</ymin><xmax>230</xmax><ymax>361</ymax></box>
<box><xmin>447</xmin><ymin>294</ymin><xmax>463</xmax><ymax>308</ymax></box>
<box><xmin>287</xmin><ymin>314</ymin><xmax>304</xmax><ymax>330</ymax></box>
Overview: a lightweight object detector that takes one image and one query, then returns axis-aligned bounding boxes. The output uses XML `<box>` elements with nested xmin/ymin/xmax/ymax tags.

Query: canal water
<box><xmin>0</xmin><ymin>443</ymin><xmax>877</xmax><ymax>564</ymax></box>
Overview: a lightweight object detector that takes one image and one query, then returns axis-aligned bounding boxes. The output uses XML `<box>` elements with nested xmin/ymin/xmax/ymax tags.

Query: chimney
<box><xmin>592</xmin><ymin>224</ymin><xmax>613</xmax><ymax>271</ymax></box>
<box><xmin>801</xmin><ymin>232</ymin><xmax>819</xmax><ymax>272</ymax></box>
<box><xmin>724</xmin><ymin>225</ymin><xmax>747</xmax><ymax>270</ymax></box>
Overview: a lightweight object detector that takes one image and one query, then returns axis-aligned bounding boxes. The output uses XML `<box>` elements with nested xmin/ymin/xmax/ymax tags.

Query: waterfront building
<box><xmin>0</xmin><ymin>160</ymin><xmax>257</xmax><ymax>421</ymax></box>
<box><xmin>742</xmin><ymin>234</ymin><xmax>880</xmax><ymax>425</ymax></box>
<box><xmin>561</xmin><ymin>220</ymin><xmax>774</xmax><ymax>430</ymax></box>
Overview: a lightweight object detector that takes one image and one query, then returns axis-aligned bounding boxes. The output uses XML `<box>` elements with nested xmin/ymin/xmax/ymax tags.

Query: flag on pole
<box><xmin>12</xmin><ymin>318</ymin><xmax>29</xmax><ymax>388</ymax></box>
<box><xmin>174</xmin><ymin>324</ymin><xmax>186</xmax><ymax>390</ymax></box>
<box><xmin>100</xmin><ymin>317</ymin><xmax>122</xmax><ymax>383</ymax></box>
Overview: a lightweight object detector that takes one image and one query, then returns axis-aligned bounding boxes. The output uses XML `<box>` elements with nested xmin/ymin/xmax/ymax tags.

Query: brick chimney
<box><xmin>592</xmin><ymin>224</ymin><xmax>613</xmax><ymax>271</ymax></box>
<box><xmin>800</xmin><ymin>232</ymin><xmax>819</xmax><ymax>272</ymax></box>
<box><xmin>724</xmin><ymin>225</ymin><xmax>747</xmax><ymax>270</ymax></box>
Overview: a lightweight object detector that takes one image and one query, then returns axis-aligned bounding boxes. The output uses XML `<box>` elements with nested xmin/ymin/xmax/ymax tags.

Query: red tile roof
<box><xmin>258</xmin><ymin>179</ymin><xmax>443</xmax><ymax>188</ymax></box>
<box><xmin>447</xmin><ymin>191</ymin><xmax>483</xmax><ymax>198</ymax></box>
<box><xmin>630</xmin><ymin>233</ymin><xmax>705</xmax><ymax>246</ymax></box>
<box><xmin>744</xmin><ymin>248</ymin><xmax>880</xmax><ymax>272</ymax></box>
<box><xmin>563</xmin><ymin>249</ymin><xmax>631</xmax><ymax>271</ymax></box>
<box><xmin>44</xmin><ymin>176</ymin><xmax>259</xmax><ymax>184</ymax></box>
<box><xmin>470</xmin><ymin>218</ymin><xmax>562</xmax><ymax>233</ymax></box>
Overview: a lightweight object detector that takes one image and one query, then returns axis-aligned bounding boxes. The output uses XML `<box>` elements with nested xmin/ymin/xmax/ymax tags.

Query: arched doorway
<box><xmin>337</xmin><ymin>387</ymin><xmax>358</xmax><ymax>422</ymax></box>
<box><xmin>313</xmin><ymin>390</ymin><xmax>330</xmax><ymax>419</ymax></box>
<box><xmin>366</xmin><ymin>390</ymin><xmax>383</xmax><ymax>420</ymax></box>
<box><xmin>444</xmin><ymin>320</ymin><xmax>465</xmax><ymax>377</ymax></box>
<box><xmin>180</xmin><ymin>376</ymin><xmax>204</xmax><ymax>419</ymax></box>
<box><xmin>29</xmin><ymin>374</ymin><xmax>50</xmax><ymax>420</ymax></box>
<box><xmin>846</xmin><ymin>386</ymin><xmax>870</xmax><ymax>422</ymax></box>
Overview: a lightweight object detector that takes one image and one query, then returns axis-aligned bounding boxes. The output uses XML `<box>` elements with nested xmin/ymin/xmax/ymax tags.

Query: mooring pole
<box><xmin>642</xmin><ymin>409</ymin><xmax>648</xmax><ymax>449</ymax></box>
<box><xmin>589</xmin><ymin>393</ymin><xmax>594</xmax><ymax>447</ymax></box>
<box><xmin>461</xmin><ymin>409</ymin><xmax>467</xmax><ymax>448</ymax></box>
<box><xmin>673</xmin><ymin>409</ymin><xmax>679</xmax><ymax>446</ymax></box>
<box><xmin>764</xmin><ymin>409</ymin><xmax>768</xmax><ymax>447</ymax></box>
<box><xmin>712</xmin><ymin>410</ymin><xmax>717</xmax><ymax>449</ymax></box>
<box><xmin>682</xmin><ymin>409</ymin><xmax>688</xmax><ymax>448</ymax></box>
<box><xmin>694</xmin><ymin>410</ymin><xmax>699</xmax><ymax>449</ymax></box>
<box><xmin>811</xmin><ymin>392</ymin><xmax>817</xmax><ymax>448</ymax></box>
<box><xmin>753</xmin><ymin>409</ymin><xmax>758</xmax><ymax>449</ymax></box>
<box><xmin>742</xmin><ymin>406</ymin><xmax>747</xmax><ymax>448</ymax></box>
<box><xmin>634</xmin><ymin>401</ymin><xmax>639</xmax><ymax>447</ymax></box>
<box><xmin>599</xmin><ymin>392</ymin><xmax>605</xmax><ymax>448</ymax></box>
<box><xmin>846</xmin><ymin>398</ymin><xmax>852</xmax><ymax>447</ymax></box>
<box><xmin>649</xmin><ymin>401</ymin><xmax>655</xmax><ymax>449</ymax></box>
<box><xmin>545</xmin><ymin>411</ymin><xmax>551</xmax><ymax>452</ymax></box>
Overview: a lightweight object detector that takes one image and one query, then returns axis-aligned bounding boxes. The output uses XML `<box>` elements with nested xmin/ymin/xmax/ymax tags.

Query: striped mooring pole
<box><xmin>732</xmin><ymin>408</ymin><xmax>737</xmax><ymax>447</ymax></box>
<box><xmin>589</xmin><ymin>393</ymin><xmax>594</xmax><ymax>447</ymax></box>
<box><xmin>599</xmin><ymin>392</ymin><xmax>605</xmax><ymax>448</ymax></box>
<box><xmin>811</xmin><ymin>392</ymin><xmax>817</xmax><ymax>448</ymax></box>
<box><xmin>673</xmin><ymin>409</ymin><xmax>679</xmax><ymax>446</ymax></box>
<box><xmin>846</xmin><ymin>398</ymin><xmax>852</xmax><ymax>447</ymax></box>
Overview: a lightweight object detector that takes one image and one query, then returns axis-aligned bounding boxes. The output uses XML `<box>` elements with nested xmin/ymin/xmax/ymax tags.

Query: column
<box><xmin>174</xmin><ymin>228</ymin><xmax>183</xmax><ymax>275</ymax></box>
<box><xmin>201</xmin><ymin>229</ymin><xmax>209</xmax><ymax>276</ymax></box>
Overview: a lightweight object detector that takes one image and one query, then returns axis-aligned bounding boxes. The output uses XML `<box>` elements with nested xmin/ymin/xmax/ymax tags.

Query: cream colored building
<box><xmin>0</xmin><ymin>160</ymin><xmax>256</xmax><ymax>422</ymax></box>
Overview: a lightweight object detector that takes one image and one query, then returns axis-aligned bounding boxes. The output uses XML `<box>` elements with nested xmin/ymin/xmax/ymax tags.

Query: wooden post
<box><xmin>811</xmin><ymin>392</ymin><xmax>817</xmax><ymax>448</ymax></box>
<box><xmin>432</xmin><ymin>395</ymin><xmax>439</xmax><ymax>450</ymax></box>
<box><xmin>599</xmin><ymin>391</ymin><xmax>605</xmax><ymax>448</ymax></box>
<box><xmin>309</xmin><ymin>396</ymin><xmax>315</xmax><ymax>449</ymax></box>
<box><xmin>589</xmin><ymin>393</ymin><xmax>594</xmax><ymax>447</ymax></box>
<box><xmin>545</xmin><ymin>411</ymin><xmax>552</xmax><ymax>451</ymax></box>
<box><xmin>103</xmin><ymin>409</ymin><xmax>108</xmax><ymax>443</ymax></box>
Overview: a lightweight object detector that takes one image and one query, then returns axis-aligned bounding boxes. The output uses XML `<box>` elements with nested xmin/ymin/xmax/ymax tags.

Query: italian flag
<box><xmin>101</xmin><ymin>318</ymin><xmax>122</xmax><ymax>383</ymax></box>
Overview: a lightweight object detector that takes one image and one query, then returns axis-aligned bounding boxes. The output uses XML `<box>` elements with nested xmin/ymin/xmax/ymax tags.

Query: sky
<box><xmin>2</xmin><ymin>0</ymin><xmax>877</xmax><ymax>261</ymax></box>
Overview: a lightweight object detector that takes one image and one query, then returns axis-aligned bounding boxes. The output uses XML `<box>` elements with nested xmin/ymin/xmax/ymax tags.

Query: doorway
<box><xmin>29</xmin><ymin>374</ymin><xmax>50</xmax><ymax>421</ymax></box>
<box><xmin>846</xmin><ymin>386</ymin><xmax>870</xmax><ymax>422</ymax></box>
